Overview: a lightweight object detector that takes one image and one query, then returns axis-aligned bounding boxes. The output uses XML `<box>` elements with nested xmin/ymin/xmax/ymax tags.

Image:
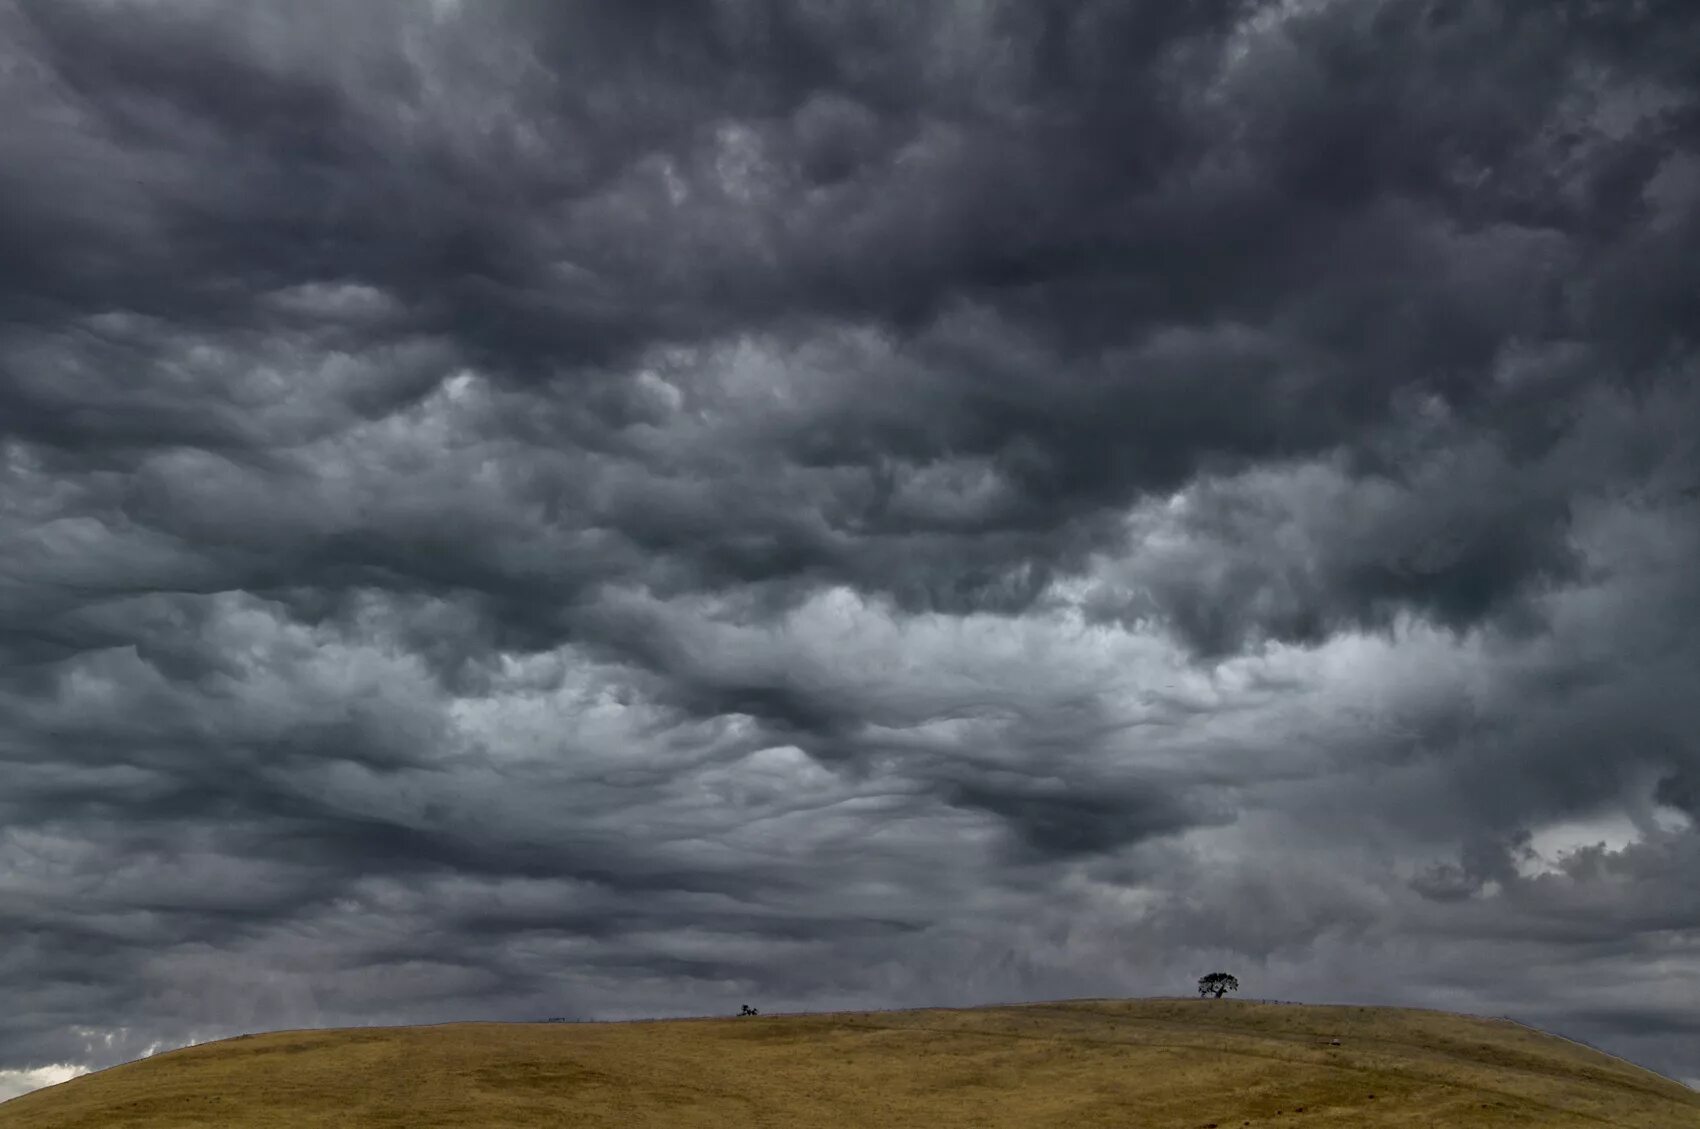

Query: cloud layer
<box><xmin>3</xmin><ymin>0</ymin><xmax>1698</xmax><ymax>1092</ymax></box>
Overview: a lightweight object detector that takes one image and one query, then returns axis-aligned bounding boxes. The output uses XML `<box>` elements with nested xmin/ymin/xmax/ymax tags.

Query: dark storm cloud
<box><xmin>944</xmin><ymin>775</ymin><xmax>1219</xmax><ymax>860</ymax></box>
<box><xmin>2</xmin><ymin>0</ymin><xmax>1699</xmax><ymax>1100</ymax></box>
<box><xmin>6</xmin><ymin>0</ymin><xmax>1696</xmax><ymax>633</ymax></box>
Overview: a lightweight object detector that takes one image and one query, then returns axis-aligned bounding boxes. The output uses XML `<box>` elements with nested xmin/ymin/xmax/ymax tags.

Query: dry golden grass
<box><xmin>3</xmin><ymin>997</ymin><xmax>1695</xmax><ymax>1128</ymax></box>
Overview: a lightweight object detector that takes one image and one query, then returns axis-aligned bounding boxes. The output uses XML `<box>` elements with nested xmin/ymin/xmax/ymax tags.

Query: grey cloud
<box><xmin>1655</xmin><ymin>771</ymin><xmax>1700</xmax><ymax>819</ymax></box>
<box><xmin>957</xmin><ymin>784</ymin><xmax>1202</xmax><ymax>860</ymax></box>
<box><xmin>3</xmin><ymin>0</ymin><xmax>1700</xmax><ymax>1099</ymax></box>
<box><xmin>1080</xmin><ymin>430</ymin><xmax>1588</xmax><ymax>657</ymax></box>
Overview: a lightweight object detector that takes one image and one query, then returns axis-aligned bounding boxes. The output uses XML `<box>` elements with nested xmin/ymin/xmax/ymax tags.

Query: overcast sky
<box><xmin>2</xmin><ymin>0</ymin><xmax>1698</xmax><ymax>1102</ymax></box>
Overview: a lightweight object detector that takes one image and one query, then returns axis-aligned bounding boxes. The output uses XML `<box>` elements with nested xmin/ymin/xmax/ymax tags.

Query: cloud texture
<box><xmin>2</xmin><ymin>0</ymin><xmax>1699</xmax><ymax>1092</ymax></box>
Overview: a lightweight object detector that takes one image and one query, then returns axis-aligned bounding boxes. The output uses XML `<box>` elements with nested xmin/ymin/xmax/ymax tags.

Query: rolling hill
<box><xmin>2</xmin><ymin>997</ymin><xmax>1694</xmax><ymax>1127</ymax></box>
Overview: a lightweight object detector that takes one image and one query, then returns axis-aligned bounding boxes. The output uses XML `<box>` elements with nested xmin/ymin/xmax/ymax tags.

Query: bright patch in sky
<box><xmin>1517</xmin><ymin>813</ymin><xmax>1643</xmax><ymax>878</ymax></box>
<box><xmin>0</xmin><ymin>1063</ymin><xmax>87</xmax><ymax>1102</ymax></box>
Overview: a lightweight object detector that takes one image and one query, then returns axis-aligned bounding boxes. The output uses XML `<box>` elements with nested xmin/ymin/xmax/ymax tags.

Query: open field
<box><xmin>2</xmin><ymin>997</ymin><xmax>1695</xmax><ymax>1127</ymax></box>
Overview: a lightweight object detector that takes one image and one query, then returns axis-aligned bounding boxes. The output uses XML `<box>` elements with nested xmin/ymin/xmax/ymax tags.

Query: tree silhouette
<box><xmin>738</xmin><ymin>1004</ymin><xmax>759</xmax><ymax>1016</ymax></box>
<box><xmin>1197</xmin><ymin>972</ymin><xmax>1240</xmax><ymax>998</ymax></box>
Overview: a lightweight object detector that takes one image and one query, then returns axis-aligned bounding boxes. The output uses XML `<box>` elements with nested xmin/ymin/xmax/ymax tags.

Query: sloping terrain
<box><xmin>2</xmin><ymin>997</ymin><xmax>1695</xmax><ymax>1127</ymax></box>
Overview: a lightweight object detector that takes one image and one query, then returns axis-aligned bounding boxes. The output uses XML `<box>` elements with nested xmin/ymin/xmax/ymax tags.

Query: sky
<box><xmin>2</xmin><ymin>0</ymin><xmax>1698</xmax><ymax>1101</ymax></box>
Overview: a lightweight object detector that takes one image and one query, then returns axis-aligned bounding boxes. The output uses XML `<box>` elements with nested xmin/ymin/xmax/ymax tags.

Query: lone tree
<box><xmin>738</xmin><ymin>1004</ymin><xmax>759</xmax><ymax>1017</ymax></box>
<box><xmin>1197</xmin><ymin>972</ymin><xmax>1240</xmax><ymax>999</ymax></box>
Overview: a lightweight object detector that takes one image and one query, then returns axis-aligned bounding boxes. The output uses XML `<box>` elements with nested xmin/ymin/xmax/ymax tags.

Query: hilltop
<box><xmin>2</xmin><ymin>997</ymin><xmax>1695</xmax><ymax>1127</ymax></box>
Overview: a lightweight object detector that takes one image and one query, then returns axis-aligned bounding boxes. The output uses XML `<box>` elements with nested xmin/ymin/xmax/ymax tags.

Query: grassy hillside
<box><xmin>3</xmin><ymin>997</ymin><xmax>1695</xmax><ymax>1127</ymax></box>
